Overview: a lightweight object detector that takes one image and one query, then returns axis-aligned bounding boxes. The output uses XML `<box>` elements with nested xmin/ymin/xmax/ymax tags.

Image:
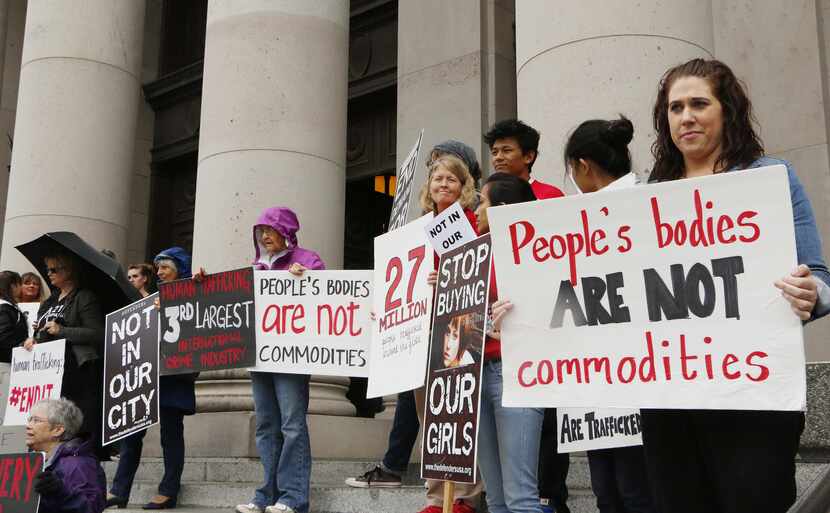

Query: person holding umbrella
<box><xmin>107</xmin><ymin>247</ymin><xmax>195</xmax><ymax>510</ymax></box>
<box><xmin>23</xmin><ymin>250</ymin><xmax>105</xmax><ymax>459</ymax></box>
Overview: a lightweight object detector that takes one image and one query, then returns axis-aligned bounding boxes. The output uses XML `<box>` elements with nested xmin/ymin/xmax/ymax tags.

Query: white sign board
<box><xmin>0</xmin><ymin>427</ymin><xmax>25</xmax><ymax>453</ymax></box>
<box><xmin>253</xmin><ymin>270</ymin><xmax>373</xmax><ymax>377</ymax></box>
<box><xmin>388</xmin><ymin>130</ymin><xmax>424</xmax><ymax>231</ymax></box>
<box><xmin>557</xmin><ymin>407</ymin><xmax>642</xmax><ymax>453</ymax></box>
<box><xmin>424</xmin><ymin>202</ymin><xmax>478</xmax><ymax>255</ymax></box>
<box><xmin>488</xmin><ymin>166</ymin><xmax>804</xmax><ymax>411</ymax></box>
<box><xmin>367</xmin><ymin>214</ymin><xmax>435</xmax><ymax>398</ymax></box>
<box><xmin>17</xmin><ymin>303</ymin><xmax>38</xmax><ymax>337</ymax></box>
<box><xmin>4</xmin><ymin>340</ymin><xmax>65</xmax><ymax>425</ymax></box>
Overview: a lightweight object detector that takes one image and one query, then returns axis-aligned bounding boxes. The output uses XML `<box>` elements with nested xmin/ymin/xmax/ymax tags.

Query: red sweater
<box><xmin>484</xmin><ymin>263</ymin><xmax>501</xmax><ymax>361</ymax></box>
<box><xmin>530</xmin><ymin>178</ymin><xmax>564</xmax><ymax>200</ymax></box>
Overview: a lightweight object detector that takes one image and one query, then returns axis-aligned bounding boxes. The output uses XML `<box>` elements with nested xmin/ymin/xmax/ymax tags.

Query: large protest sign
<box><xmin>4</xmin><ymin>341</ymin><xmax>64</xmax><ymax>426</ymax></box>
<box><xmin>17</xmin><ymin>304</ymin><xmax>38</xmax><ymax>337</ymax></box>
<box><xmin>488</xmin><ymin>166</ymin><xmax>804</xmax><ymax>411</ymax></box>
<box><xmin>557</xmin><ymin>408</ymin><xmax>642</xmax><ymax>453</ymax></box>
<box><xmin>0</xmin><ymin>427</ymin><xmax>26</xmax><ymax>454</ymax></box>
<box><xmin>424</xmin><ymin>202</ymin><xmax>478</xmax><ymax>256</ymax></box>
<box><xmin>0</xmin><ymin>452</ymin><xmax>43</xmax><ymax>513</ymax></box>
<box><xmin>422</xmin><ymin>235</ymin><xmax>490</xmax><ymax>483</ymax></box>
<box><xmin>367</xmin><ymin>213</ymin><xmax>435</xmax><ymax>398</ymax></box>
<box><xmin>253</xmin><ymin>270</ymin><xmax>372</xmax><ymax>377</ymax></box>
<box><xmin>103</xmin><ymin>294</ymin><xmax>159</xmax><ymax>445</ymax></box>
<box><xmin>159</xmin><ymin>268</ymin><xmax>255</xmax><ymax>375</ymax></box>
<box><xmin>388</xmin><ymin>130</ymin><xmax>424</xmax><ymax>231</ymax></box>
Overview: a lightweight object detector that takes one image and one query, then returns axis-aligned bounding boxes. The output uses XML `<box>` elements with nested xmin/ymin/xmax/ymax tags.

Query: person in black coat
<box><xmin>0</xmin><ymin>270</ymin><xmax>28</xmax><ymax>363</ymax></box>
<box><xmin>108</xmin><ymin>247</ymin><xmax>196</xmax><ymax>510</ymax></box>
<box><xmin>0</xmin><ymin>270</ymin><xmax>29</xmax><ymax>424</ymax></box>
<box><xmin>23</xmin><ymin>252</ymin><xmax>105</xmax><ymax>459</ymax></box>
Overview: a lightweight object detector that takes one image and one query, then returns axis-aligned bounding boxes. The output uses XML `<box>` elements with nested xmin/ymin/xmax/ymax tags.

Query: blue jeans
<box><xmin>382</xmin><ymin>391</ymin><xmax>419</xmax><ymax>473</ymax></box>
<box><xmin>250</xmin><ymin>372</ymin><xmax>311</xmax><ymax>513</ymax></box>
<box><xmin>110</xmin><ymin>407</ymin><xmax>185</xmax><ymax>499</ymax></box>
<box><xmin>478</xmin><ymin>361</ymin><xmax>544</xmax><ymax>513</ymax></box>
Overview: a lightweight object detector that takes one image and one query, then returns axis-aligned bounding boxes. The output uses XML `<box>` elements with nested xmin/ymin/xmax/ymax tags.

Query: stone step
<box><xmin>103</xmin><ymin>456</ymin><xmax>594</xmax><ymax>491</ymax></box>
<box><xmin>107</xmin><ymin>459</ymin><xmax>829</xmax><ymax>513</ymax></box>
<box><xmin>116</xmin><ymin>483</ymin><xmax>600</xmax><ymax>513</ymax></box>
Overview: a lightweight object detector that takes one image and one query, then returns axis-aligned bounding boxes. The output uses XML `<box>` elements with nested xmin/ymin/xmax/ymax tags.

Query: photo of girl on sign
<box><xmin>437</xmin><ymin>313</ymin><xmax>483</xmax><ymax>370</ymax></box>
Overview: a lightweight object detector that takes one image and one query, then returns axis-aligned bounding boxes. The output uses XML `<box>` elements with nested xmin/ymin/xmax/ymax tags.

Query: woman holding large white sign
<box><xmin>26</xmin><ymin>252</ymin><xmax>105</xmax><ymax>459</ymax></box>
<box><xmin>234</xmin><ymin>207</ymin><xmax>324</xmax><ymax>513</ymax></box>
<box><xmin>642</xmin><ymin>58</ymin><xmax>830</xmax><ymax>513</ymax></box>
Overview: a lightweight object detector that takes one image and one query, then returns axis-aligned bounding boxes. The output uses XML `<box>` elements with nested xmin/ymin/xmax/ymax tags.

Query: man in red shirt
<box><xmin>483</xmin><ymin>118</ymin><xmax>571</xmax><ymax>513</ymax></box>
<box><xmin>483</xmin><ymin>119</ymin><xmax>564</xmax><ymax>200</ymax></box>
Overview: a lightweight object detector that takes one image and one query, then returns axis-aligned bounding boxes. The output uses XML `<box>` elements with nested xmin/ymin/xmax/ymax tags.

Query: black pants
<box><xmin>587</xmin><ymin>447</ymin><xmax>654</xmax><ymax>513</ymax></box>
<box><xmin>382</xmin><ymin>391</ymin><xmax>419</xmax><ymax>473</ymax></box>
<box><xmin>539</xmin><ymin>408</ymin><xmax>570</xmax><ymax>513</ymax></box>
<box><xmin>111</xmin><ymin>407</ymin><xmax>186</xmax><ymax>499</ymax></box>
<box><xmin>61</xmin><ymin>353</ymin><xmax>105</xmax><ymax>458</ymax></box>
<box><xmin>641</xmin><ymin>409</ymin><xmax>803</xmax><ymax>513</ymax></box>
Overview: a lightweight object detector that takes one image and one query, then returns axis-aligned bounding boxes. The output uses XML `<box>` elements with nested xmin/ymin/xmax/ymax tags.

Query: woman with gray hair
<box><xmin>26</xmin><ymin>398</ymin><xmax>106</xmax><ymax>513</ymax></box>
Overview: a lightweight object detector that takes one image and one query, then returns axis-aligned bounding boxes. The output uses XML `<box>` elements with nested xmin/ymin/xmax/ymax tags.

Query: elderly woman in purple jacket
<box><xmin>27</xmin><ymin>398</ymin><xmax>106</xmax><ymax>513</ymax></box>
<box><xmin>235</xmin><ymin>207</ymin><xmax>324</xmax><ymax>513</ymax></box>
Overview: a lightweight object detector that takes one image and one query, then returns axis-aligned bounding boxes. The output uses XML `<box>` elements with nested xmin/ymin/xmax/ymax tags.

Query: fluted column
<box><xmin>515</xmin><ymin>0</ymin><xmax>714</xmax><ymax>183</ymax></box>
<box><xmin>0</xmin><ymin>0</ymin><xmax>145</xmax><ymax>270</ymax></box>
<box><xmin>192</xmin><ymin>1</ymin><xmax>352</xmax><ymax>415</ymax></box>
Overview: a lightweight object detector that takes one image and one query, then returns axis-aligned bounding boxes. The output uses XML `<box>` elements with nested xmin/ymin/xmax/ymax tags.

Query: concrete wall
<box><xmin>712</xmin><ymin>0</ymin><xmax>830</xmax><ymax>361</ymax></box>
<box><xmin>516</xmin><ymin>0</ymin><xmax>713</xmax><ymax>185</ymax></box>
<box><xmin>125</xmin><ymin>0</ymin><xmax>161</xmax><ymax>266</ymax></box>
<box><xmin>192</xmin><ymin>1</ymin><xmax>348</xmax><ymax>271</ymax></box>
<box><xmin>0</xmin><ymin>0</ymin><xmax>146</xmax><ymax>272</ymax></box>
<box><xmin>0</xmin><ymin>0</ymin><xmax>25</xmax><ymax>252</ymax></box>
<box><xmin>516</xmin><ymin>0</ymin><xmax>830</xmax><ymax>361</ymax></box>
<box><xmin>397</xmin><ymin>0</ymin><xmax>516</xmax><ymax>222</ymax></box>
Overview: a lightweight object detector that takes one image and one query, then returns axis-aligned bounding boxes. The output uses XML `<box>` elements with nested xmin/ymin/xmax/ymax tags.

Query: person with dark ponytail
<box><xmin>563</xmin><ymin>116</ymin><xmax>639</xmax><ymax>193</ymax></box>
<box><xmin>0</xmin><ymin>271</ymin><xmax>27</xmax><ymax>363</ymax></box>
<box><xmin>561</xmin><ymin>117</ymin><xmax>655</xmax><ymax>513</ymax></box>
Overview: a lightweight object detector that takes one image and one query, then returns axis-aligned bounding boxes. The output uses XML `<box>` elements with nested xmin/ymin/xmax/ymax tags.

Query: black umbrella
<box><xmin>16</xmin><ymin>232</ymin><xmax>140</xmax><ymax>315</ymax></box>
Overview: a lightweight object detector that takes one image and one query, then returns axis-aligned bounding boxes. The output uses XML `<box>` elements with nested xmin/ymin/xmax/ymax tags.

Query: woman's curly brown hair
<box><xmin>650</xmin><ymin>58</ymin><xmax>764</xmax><ymax>182</ymax></box>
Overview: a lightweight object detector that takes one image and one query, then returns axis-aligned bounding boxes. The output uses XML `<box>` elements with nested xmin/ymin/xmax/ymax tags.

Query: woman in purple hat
<box><xmin>235</xmin><ymin>207</ymin><xmax>324</xmax><ymax>513</ymax></box>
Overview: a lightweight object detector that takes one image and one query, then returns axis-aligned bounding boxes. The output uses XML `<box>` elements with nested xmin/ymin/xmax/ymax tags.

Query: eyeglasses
<box><xmin>46</xmin><ymin>266</ymin><xmax>65</xmax><ymax>275</ymax></box>
<box><xmin>26</xmin><ymin>416</ymin><xmax>49</xmax><ymax>425</ymax></box>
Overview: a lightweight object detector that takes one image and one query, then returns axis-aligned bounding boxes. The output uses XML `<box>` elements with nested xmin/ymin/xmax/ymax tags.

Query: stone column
<box><xmin>713</xmin><ymin>0</ymin><xmax>830</xmax><ymax>361</ymax></box>
<box><xmin>125</xmin><ymin>0</ymin><xmax>163</xmax><ymax>266</ymax></box>
<box><xmin>0</xmin><ymin>0</ymin><xmax>145</xmax><ymax>271</ymax></box>
<box><xmin>397</xmin><ymin>0</ymin><xmax>517</xmax><ymax>222</ymax></box>
<box><xmin>515</xmin><ymin>0</ymin><xmax>714</xmax><ymax>184</ymax></box>
<box><xmin>192</xmin><ymin>1</ymin><xmax>352</xmax><ymax>415</ymax></box>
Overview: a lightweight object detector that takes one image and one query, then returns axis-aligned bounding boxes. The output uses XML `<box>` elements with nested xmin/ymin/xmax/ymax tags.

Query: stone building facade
<box><xmin>0</xmin><ymin>0</ymin><xmax>828</xmax><ymax>469</ymax></box>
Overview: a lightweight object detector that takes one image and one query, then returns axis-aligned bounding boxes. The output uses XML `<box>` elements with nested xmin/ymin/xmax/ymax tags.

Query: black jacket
<box><xmin>35</xmin><ymin>288</ymin><xmax>104</xmax><ymax>366</ymax></box>
<box><xmin>0</xmin><ymin>301</ymin><xmax>27</xmax><ymax>362</ymax></box>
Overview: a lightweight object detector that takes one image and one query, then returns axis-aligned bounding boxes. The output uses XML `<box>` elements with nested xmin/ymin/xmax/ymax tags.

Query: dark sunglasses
<box><xmin>46</xmin><ymin>266</ymin><xmax>65</xmax><ymax>275</ymax></box>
